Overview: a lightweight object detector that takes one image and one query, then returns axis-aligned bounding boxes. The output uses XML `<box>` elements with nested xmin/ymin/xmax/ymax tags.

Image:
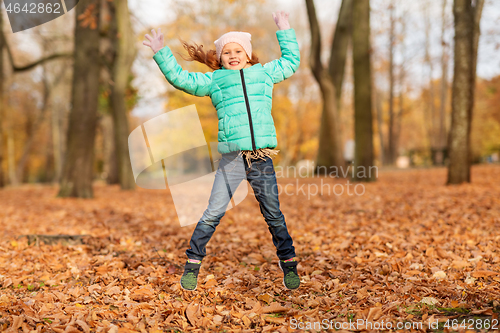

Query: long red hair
<box><xmin>179</xmin><ymin>39</ymin><xmax>260</xmax><ymax>71</ymax></box>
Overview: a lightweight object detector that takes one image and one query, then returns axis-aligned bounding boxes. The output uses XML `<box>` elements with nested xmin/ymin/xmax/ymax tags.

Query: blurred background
<box><xmin>0</xmin><ymin>0</ymin><xmax>498</xmax><ymax>193</ymax></box>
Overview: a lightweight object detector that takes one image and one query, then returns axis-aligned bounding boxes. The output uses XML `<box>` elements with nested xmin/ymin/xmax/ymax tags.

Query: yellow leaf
<box><xmin>257</xmin><ymin>293</ymin><xmax>273</xmax><ymax>304</ymax></box>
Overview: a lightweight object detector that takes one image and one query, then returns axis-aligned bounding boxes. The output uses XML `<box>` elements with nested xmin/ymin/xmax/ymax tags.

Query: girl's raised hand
<box><xmin>272</xmin><ymin>11</ymin><xmax>290</xmax><ymax>30</ymax></box>
<box><xmin>143</xmin><ymin>28</ymin><xmax>164</xmax><ymax>54</ymax></box>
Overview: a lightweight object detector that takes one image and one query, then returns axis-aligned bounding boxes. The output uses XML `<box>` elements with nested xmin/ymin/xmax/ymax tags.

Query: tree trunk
<box><xmin>375</xmin><ymin>88</ymin><xmax>385</xmax><ymax>164</ymax></box>
<box><xmin>101</xmin><ymin>115</ymin><xmax>119</xmax><ymax>184</ymax></box>
<box><xmin>328</xmin><ymin>0</ymin><xmax>353</xmax><ymax>123</ymax></box>
<box><xmin>58</xmin><ymin>0</ymin><xmax>101</xmax><ymax>198</ymax></box>
<box><xmin>424</xmin><ymin>2</ymin><xmax>438</xmax><ymax>163</ymax></box>
<box><xmin>447</xmin><ymin>0</ymin><xmax>484</xmax><ymax>184</ymax></box>
<box><xmin>387</xmin><ymin>0</ymin><xmax>396</xmax><ymax>165</ymax></box>
<box><xmin>394</xmin><ymin>9</ymin><xmax>407</xmax><ymax>161</ymax></box>
<box><xmin>352</xmin><ymin>0</ymin><xmax>375</xmax><ymax>182</ymax></box>
<box><xmin>52</xmin><ymin>105</ymin><xmax>63</xmax><ymax>183</ymax></box>
<box><xmin>438</xmin><ymin>0</ymin><xmax>449</xmax><ymax>165</ymax></box>
<box><xmin>305</xmin><ymin>0</ymin><xmax>346</xmax><ymax>175</ymax></box>
<box><xmin>109</xmin><ymin>0</ymin><xmax>136</xmax><ymax>189</ymax></box>
<box><xmin>6</xmin><ymin>112</ymin><xmax>18</xmax><ymax>185</ymax></box>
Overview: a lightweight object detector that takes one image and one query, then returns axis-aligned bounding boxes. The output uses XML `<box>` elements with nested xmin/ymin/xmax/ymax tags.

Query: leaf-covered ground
<box><xmin>1</xmin><ymin>165</ymin><xmax>500</xmax><ymax>332</ymax></box>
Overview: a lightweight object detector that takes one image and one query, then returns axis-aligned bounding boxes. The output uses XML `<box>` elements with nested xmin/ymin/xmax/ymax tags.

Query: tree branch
<box><xmin>3</xmin><ymin>30</ymin><xmax>72</xmax><ymax>72</ymax></box>
<box><xmin>305</xmin><ymin>0</ymin><xmax>323</xmax><ymax>81</ymax></box>
<box><xmin>328</xmin><ymin>0</ymin><xmax>353</xmax><ymax>89</ymax></box>
<box><xmin>13</xmin><ymin>53</ymin><xmax>73</xmax><ymax>72</ymax></box>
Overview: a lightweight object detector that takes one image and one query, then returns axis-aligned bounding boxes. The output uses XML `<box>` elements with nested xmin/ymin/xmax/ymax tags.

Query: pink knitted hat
<box><xmin>214</xmin><ymin>31</ymin><xmax>252</xmax><ymax>61</ymax></box>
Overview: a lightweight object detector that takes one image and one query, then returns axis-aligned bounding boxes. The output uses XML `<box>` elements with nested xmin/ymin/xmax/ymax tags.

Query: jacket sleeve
<box><xmin>153</xmin><ymin>46</ymin><xmax>213</xmax><ymax>97</ymax></box>
<box><xmin>263</xmin><ymin>28</ymin><xmax>301</xmax><ymax>84</ymax></box>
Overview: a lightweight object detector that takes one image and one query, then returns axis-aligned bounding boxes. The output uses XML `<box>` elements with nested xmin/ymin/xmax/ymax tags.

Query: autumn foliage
<box><xmin>1</xmin><ymin>165</ymin><xmax>500</xmax><ymax>331</ymax></box>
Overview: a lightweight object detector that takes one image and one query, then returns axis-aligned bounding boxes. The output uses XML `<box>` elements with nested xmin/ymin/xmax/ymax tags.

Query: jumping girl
<box><xmin>143</xmin><ymin>11</ymin><xmax>300</xmax><ymax>291</ymax></box>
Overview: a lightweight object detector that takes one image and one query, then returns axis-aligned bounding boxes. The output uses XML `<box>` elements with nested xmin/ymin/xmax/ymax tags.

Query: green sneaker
<box><xmin>180</xmin><ymin>260</ymin><xmax>201</xmax><ymax>291</ymax></box>
<box><xmin>279</xmin><ymin>258</ymin><xmax>300</xmax><ymax>290</ymax></box>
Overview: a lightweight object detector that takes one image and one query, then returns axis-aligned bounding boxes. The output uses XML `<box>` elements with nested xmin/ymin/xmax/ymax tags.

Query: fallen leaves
<box><xmin>472</xmin><ymin>270</ymin><xmax>499</xmax><ymax>278</ymax></box>
<box><xmin>0</xmin><ymin>165</ymin><xmax>499</xmax><ymax>331</ymax></box>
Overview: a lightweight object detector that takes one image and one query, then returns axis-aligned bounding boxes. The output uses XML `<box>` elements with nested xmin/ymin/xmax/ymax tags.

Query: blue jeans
<box><xmin>185</xmin><ymin>151</ymin><xmax>296</xmax><ymax>261</ymax></box>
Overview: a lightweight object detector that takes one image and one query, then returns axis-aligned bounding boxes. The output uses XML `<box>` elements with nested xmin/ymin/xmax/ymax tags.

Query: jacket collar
<box><xmin>217</xmin><ymin>63</ymin><xmax>263</xmax><ymax>72</ymax></box>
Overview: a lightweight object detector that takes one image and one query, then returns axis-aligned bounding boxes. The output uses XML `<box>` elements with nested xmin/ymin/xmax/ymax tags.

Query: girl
<box><xmin>143</xmin><ymin>11</ymin><xmax>300</xmax><ymax>291</ymax></box>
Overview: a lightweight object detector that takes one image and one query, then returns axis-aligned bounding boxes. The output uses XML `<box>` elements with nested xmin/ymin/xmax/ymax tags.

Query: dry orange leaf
<box><xmin>264</xmin><ymin>316</ymin><xmax>285</xmax><ymax>324</ymax></box>
<box><xmin>257</xmin><ymin>293</ymin><xmax>273</xmax><ymax>304</ymax></box>
<box><xmin>261</xmin><ymin>303</ymin><xmax>289</xmax><ymax>314</ymax></box>
<box><xmin>185</xmin><ymin>302</ymin><xmax>201</xmax><ymax>326</ymax></box>
<box><xmin>472</xmin><ymin>270</ymin><xmax>499</xmax><ymax>278</ymax></box>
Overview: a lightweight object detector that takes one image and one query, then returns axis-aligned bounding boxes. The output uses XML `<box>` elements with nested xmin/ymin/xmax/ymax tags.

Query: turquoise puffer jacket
<box><xmin>153</xmin><ymin>29</ymin><xmax>300</xmax><ymax>154</ymax></box>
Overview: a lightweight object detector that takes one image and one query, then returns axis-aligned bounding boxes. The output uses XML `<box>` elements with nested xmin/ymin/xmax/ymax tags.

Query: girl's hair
<box><xmin>179</xmin><ymin>39</ymin><xmax>260</xmax><ymax>71</ymax></box>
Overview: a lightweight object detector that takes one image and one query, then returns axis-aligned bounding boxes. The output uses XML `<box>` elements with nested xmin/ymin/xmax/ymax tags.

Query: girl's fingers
<box><xmin>143</xmin><ymin>41</ymin><xmax>151</xmax><ymax>47</ymax></box>
<box><xmin>158</xmin><ymin>28</ymin><xmax>161</xmax><ymax>36</ymax></box>
<box><xmin>151</xmin><ymin>29</ymin><xmax>157</xmax><ymax>38</ymax></box>
<box><xmin>144</xmin><ymin>34</ymin><xmax>153</xmax><ymax>41</ymax></box>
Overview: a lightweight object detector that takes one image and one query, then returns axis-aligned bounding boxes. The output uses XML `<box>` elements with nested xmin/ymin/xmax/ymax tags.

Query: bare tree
<box><xmin>352</xmin><ymin>0</ymin><xmax>375</xmax><ymax>182</ymax></box>
<box><xmin>437</xmin><ymin>0</ymin><xmax>449</xmax><ymax>165</ymax></box>
<box><xmin>329</xmin><ymin>0</ymin><xmax>353</xmax><ymax>128</ymax></box>
<box><xmin>306</xmin><ymin>0</ymin><xmax>352</xmax><ymax>175</ymax></box>
<box><xmin>58</xmin><ymin>0</ymin><xmax>101</xmax><ymax>197</ymax></box>
<box><xmin>15</xmin><ymin>66</ymin><xmax>67</xmax><ymax>180</ymax></box>
<box><xmin>394</xmin><ymin>8</ymin><xmax>408</xmax><ymax>159</ymax></box>
<box><xmin>387</xmin><ymin>0</ymin><xmax>396</xmax><ymax>165</ymax></box>
<box><xmin>0</xmin><ymin>0</ymin><xmax>72</xmax><ymax>187</ymax></box>
<box><xmin>423</xmin><ymin>0</ymin><xmax>438</xmax><ymax>161</ymax></box>
<box><xmin>447</xmin><ymin>0</ymin><xmax>484</xmax><ymax>184</ymax></box>
<box><xmin>109</xmin><ymin>0</ymin><xmax>136</xmax><ymax>190</ymax></box>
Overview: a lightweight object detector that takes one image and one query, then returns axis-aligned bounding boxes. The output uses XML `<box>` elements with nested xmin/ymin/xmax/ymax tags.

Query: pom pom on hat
<box><xmin>214</xmin><ymin>31</ymin><xmax>252</xmax><ymax>61</ymax></box>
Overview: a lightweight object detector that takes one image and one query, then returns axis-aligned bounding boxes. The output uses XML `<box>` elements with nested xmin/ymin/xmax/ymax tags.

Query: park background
<box><xmin>0</xmin><ymin>0</ymin><xmax>500</xmax><ymax>332</ymax></box>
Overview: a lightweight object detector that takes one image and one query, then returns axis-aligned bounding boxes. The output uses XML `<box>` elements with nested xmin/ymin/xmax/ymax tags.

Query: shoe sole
<box><xmin>180</xmin><ymin>284</ymin><xmax>197</xmax><ymax>291</ymax></box>
<box><xmin>278</xmin><ymin>260</ymin><xmax>300</xmax><ymax>290</ymax></box>
<box><xmin>180</xmin><ymin>276</ymin><xmax>198</xmax><ymax>291</ymax></box>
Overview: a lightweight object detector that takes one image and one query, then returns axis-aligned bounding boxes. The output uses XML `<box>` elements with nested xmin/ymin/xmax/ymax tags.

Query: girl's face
<box><xmin>220</xmin><ymin>43</ymin><xmax>252</xmax><ymax>70</ymax></box>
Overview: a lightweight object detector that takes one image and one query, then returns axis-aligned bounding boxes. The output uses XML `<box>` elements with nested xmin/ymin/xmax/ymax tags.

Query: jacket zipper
<box><xmin>239</xmin><ymin>69</ymin><xmax>257</xmax><ymax>152</ymax></box>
